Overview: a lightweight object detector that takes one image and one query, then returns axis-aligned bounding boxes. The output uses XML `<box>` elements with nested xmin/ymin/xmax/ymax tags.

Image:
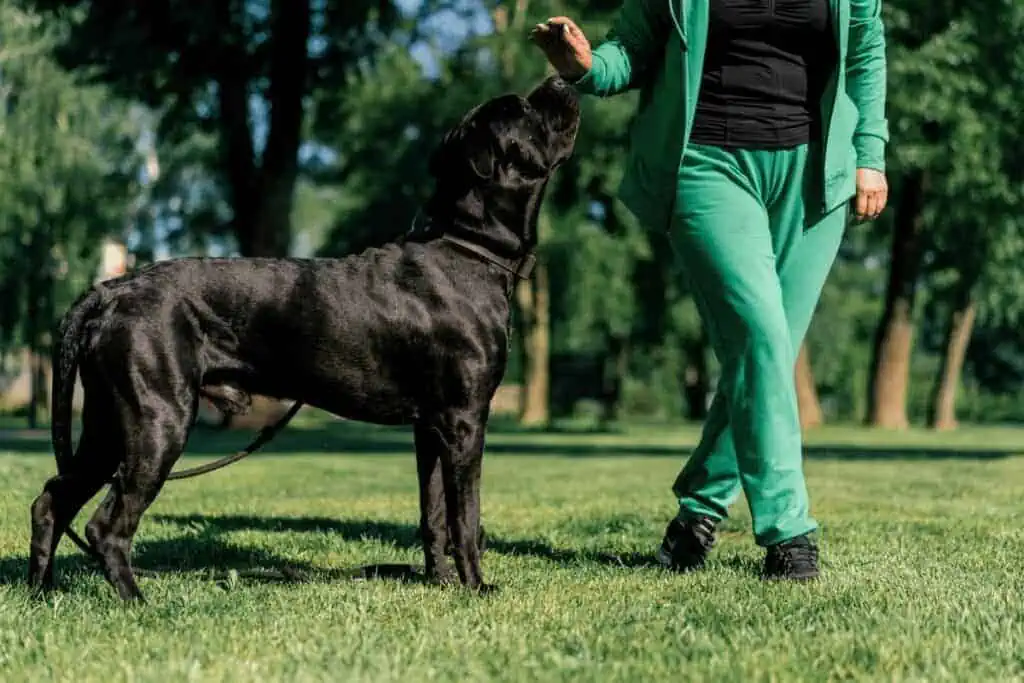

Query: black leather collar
<box><xmin>402</xmin><ymin>211</ymin><xmax>536</xmax><ymax>281</ymax></box>
<box><xmin>439</xmin><ymin>233</ymin><xmax>536</xmax><ymax>281</ymax></box>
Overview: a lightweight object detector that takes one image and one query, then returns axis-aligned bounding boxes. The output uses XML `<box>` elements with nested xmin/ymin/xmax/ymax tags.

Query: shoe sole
<box><xmin>655</xmin><ymin>546</ymin><xmax>707</xmax><ymax>573</ymax></box>
<box><xmin>761</xmin><ymin>571</ymin><xmax>820</xmax><ymax>582</ymax></box>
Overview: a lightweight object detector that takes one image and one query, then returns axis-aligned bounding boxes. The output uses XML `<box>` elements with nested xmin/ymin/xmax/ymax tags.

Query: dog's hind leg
<box><xmin>84</xmin><ymin>393</ymin><xmax>194</xmax><ymax>602</ymax></box>
<box><xmin>414</xmin><ymin>421</ymin><xmax>457</xmax><ymax>584</ymax></box>
<box><xmin>29</xmin><ymin>392</ymin><xmax>121</xmax><ymax>592</ymax></box>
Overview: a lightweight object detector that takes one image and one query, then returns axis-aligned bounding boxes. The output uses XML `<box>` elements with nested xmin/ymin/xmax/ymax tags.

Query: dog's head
<box><xmin>425</xmin><ymin>75</ymin><xmax>580</xmax><ymax>252</ymax></box>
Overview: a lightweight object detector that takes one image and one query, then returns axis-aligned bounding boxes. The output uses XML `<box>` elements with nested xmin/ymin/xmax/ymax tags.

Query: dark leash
<box><xmin>62</xmin><ymin>399</ymin><xmax>307</xmax><ymax>579</ymax></box>
<box><xmin>166</xmin><ymin>400</ymin><xmax>305</xmax><ymax>481</ymax></box>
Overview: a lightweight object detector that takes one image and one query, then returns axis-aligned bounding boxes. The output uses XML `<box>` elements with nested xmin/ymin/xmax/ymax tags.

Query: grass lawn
<box><xmin>1</xmin><ymin>417</ymin><xmax>1023</xmax><ymax>682</ymax></box>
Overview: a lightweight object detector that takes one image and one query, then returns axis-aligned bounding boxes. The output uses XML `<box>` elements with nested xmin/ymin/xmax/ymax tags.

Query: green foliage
<box><xmin>886</xmin><ymin>0</ymin><xmax>1024</xmax><ymax>324</ymax></box>
<box><xmin>0</xmin><ymin>0</ymin><xmax>142</xmax><ymax>355</ymax></box>
<box><xmin>3</xmin><ymin>0</ymin><xmax>1024</xmax><ymax>423</ymax></box>
<box><xmin>21</xmin><ymin>0</ymin><xmax>404</xmax><ymax>256</ymax></box>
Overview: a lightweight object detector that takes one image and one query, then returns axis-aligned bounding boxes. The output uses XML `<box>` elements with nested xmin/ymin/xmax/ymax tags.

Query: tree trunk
<box><xmin>927</xmin><ymin>286</ymin><xmax>977</xmax><ymax>431</ymax></box>
<box><xmin>599</xmin><ymin>333</ymin><xmax>628</xmax><ymax>426</ymax></box>
<box><xmin>866</xmin><ymin>171</ymin><xmax>927</xmax><ymax>429</ymax></box>
<box><xmin>496</xmin><ymin>0</ymin><xmax>550</xmax><ymax>426</ymax></box>
<box><xmin>516</xmin><ymin>251</ymin><xmax>551</xmax><ymax>426</ymax></box>
<box><xmin>25</xmin><ymin>227</ymin><xmax>45</xmax><ymax>429</ymax></box>
<box><xmin>29</xmin><ymin>352</ymin><xmax>48</xmax><ymax>430</ymax></box>
<box><xmin>217</xmin><ymin>0</ymin><xmax>310</xmax><ymax>257</ymax></box>
<box><xmin>795</xmin><ymin>342</ymin><xmax>823</xmax><ymax>430</ymax></box>
<box><xmin>682</xmin><ymin>329</ymin><xmax>710</xmax><ymax>421</ymax></box>
<box><xmin>25</xmin><ymin>307</ymin><xmax>41</xmax><ymax>430</ymax></box>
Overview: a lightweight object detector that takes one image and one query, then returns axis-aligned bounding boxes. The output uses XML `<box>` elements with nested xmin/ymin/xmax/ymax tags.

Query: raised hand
<box><xmin>529</xmin><ymin>17</ymin><xmax>593</xmax><ymax>79</ymax></box>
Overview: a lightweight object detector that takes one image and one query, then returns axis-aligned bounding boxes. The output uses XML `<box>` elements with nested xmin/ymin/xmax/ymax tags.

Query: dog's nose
<box><xmin>529</xmin><ymin>75</ymin><xmax>577</xmax><ymax>106</ymax></box>
<box><xmin>542</xmin><ymin>73</ymin><xmax>569</xmax><ymax>90</ymax></box>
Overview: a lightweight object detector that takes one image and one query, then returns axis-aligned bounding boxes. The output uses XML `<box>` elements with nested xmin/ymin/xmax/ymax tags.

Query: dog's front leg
<box><xmin>431</xmin><ymin>410</ymin><xmax>491</xmax><ymax>593</ymax></box>
<box><xmin>413</xmin><ymin>422</ymin><xmax>457</xmax><ymax>584</ymax></box>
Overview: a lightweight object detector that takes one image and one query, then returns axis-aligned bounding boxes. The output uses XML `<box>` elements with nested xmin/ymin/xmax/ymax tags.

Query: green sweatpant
<box><xmin>668</xmin><ymin>142</ymin><xmax>847</xmax><ymax>547</ymax></box>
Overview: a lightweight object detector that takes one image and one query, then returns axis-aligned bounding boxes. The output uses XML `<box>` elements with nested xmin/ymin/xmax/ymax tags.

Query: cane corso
<box><xmin>27</xmin><ymin>75</ymin><xmax>580</xmax><ymax>601</ymax></box>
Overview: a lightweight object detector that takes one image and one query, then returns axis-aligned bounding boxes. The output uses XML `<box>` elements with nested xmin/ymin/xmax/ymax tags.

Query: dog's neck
<box><xmin>409</xmin><ymin>181</ymin><xmax>548</xmax><ymax>279</ymax></box>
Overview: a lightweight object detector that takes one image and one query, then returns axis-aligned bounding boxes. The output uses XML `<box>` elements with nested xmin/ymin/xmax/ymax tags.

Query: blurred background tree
<box><xmin>2</xmin><ymin>0</ymin><xmax>1024</xmax><ymax>432</ymax></box>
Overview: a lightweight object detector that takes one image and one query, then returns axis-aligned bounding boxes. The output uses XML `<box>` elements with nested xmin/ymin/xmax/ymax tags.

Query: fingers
<box><xmin>856</xmin><ymin>189</ymin><xmax>887</xmax><ymax>221</ymax></box>
<box><xmin>865</xmin><ymin>183</ymin><xmax>888</xmax><ymax>220</ymax></box>
<box><xmin>532</xmin><ymin>17</ymin><xmax>587</xmax><ymax>50</ymax></box>
<box><xmin>530</xmin><ymin>17</ymin><xmax>591</xmax><ymax>76</ymax></box>
<box><xmin>868</xmin><ymin>191</ymin><xmax>880</xmax><ymax>220</ymax></box>
<box><xmin>529</xmin><ymin>22</ymin><xmax>565</xmax><ymax>53</ymax></box>
<box><xmin>853</xmin><ymin>170</ymin><xmax>889</xmax><ymax>221</ymax></box>
<box><xmin>866</xmin><ymin>191</ymin><xmax>882</xmax><ymax>219</ymax></box>
<box><xmin>544</xmin><ymin>16</ymin><xmax>579</xmax><ymax>31</ymax></box>
<box><xmin>855</xmin><ymin>188</ymin><xmax>869</xmax><ymax>221</ymax></box>
<box><xmin>874</xmin><ymin>185</ymin><xmax>889</xmax><ymax>216</ymax></box>
<box><xmin>555</xmin><ymin>18</ymin><xmax>589</xmax><ymax>51</ymax></box>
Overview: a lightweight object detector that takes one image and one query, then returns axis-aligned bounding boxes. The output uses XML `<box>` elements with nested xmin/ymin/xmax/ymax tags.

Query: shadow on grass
<box><xmin>0</xmin><ymin>531</ymin><xmax>431</xmax><ymax>593</ymax></box>
<box><xmin>150</xmin><ymin>513</ymin><xmax>661</xmax><ymax>571</ymax></box>
<box><xmin>0</xmin><ymin>513</ymin><xmax>659</xmax><ymax>595</ymax></box>
<box><xmin>2</xmin><ymin>419</ymin><xmax>1022</xmax><ymax>461</ymax></box>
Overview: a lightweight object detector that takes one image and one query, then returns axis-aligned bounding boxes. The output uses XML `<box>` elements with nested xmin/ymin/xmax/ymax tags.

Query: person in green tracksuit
<box><xmin>532</xmin><ymin>0</ymin><xmax>889</xmax><ymax>580</ymax></box>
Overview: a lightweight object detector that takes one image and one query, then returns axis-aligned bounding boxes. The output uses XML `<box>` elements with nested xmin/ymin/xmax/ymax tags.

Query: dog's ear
<box><xmin>466</xmin><ymin>132</ymin><xmax>497</xmax><ymax>180</ymax></box>
<box><xmin>429</xmin><ymin>121</ymin><xmax>497</xmax><ymax>182</ymax></box>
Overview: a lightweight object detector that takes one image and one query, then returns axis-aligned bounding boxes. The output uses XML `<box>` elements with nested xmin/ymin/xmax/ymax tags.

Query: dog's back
<box><xmin>77</xmin><ymin>243</ymin><xmax>509</xmax><ymax>424</ymax></box>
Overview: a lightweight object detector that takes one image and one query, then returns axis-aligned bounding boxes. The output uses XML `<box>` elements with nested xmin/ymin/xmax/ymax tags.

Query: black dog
<box><xmin>28</xmin><ymin>75</ymin><xmax>580</xmax><ymax>601</ymax></box>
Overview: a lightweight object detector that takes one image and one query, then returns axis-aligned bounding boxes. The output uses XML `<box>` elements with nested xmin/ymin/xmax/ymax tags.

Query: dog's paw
<box><xmin>425</xmin><ymin>568</ymin><xmax>459</xmax><ymax>587</ymax></box>
<box><xmin>477</xmin><ymin>583</ymin><xmax>500</xmax><ymax>597</ymax></box>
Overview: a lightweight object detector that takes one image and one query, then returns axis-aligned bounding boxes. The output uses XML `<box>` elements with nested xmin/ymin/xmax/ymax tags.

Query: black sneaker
<box><xmin>761</xmin><ymin>534</ymin><xmax>820</xmax><ymax>581</ymax></box>
<box><xmin>655</xmin><ymin>516</ymin><xmax>717</xmax><ymax>572</ymax></box>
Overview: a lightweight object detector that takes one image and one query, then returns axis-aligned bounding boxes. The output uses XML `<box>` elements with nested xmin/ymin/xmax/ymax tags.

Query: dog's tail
<box><xmin>51</xmin><ymin>287</ymin><xmax>104</xmax><ymax>475</ymax></box>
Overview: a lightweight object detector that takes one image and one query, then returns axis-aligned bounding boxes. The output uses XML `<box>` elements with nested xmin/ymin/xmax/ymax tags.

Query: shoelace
<box><xmin>666</xmin><ymin>518</ymin><xmax>716</xmax><ymax>554</ymax></box>
<box><xmin>690</xmin><ymin>519</ymin><xmax>717</xmax><ymax>551</ymax></box>
<box><xmin>778</xmin><ymin>543</ymin><xmax>817</xmax><ymax>570</ymax></box>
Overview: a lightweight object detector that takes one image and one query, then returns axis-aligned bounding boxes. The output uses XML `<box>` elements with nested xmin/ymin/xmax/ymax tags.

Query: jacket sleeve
<box><xmin>572</xmin><ymin>0</ymin><xmax>669</xmax><ymax>98</ymax></box>
<box><xmin>846</xmin><ymin>0</ymin><xmax>889</xmax><ymax>171</ymax></box>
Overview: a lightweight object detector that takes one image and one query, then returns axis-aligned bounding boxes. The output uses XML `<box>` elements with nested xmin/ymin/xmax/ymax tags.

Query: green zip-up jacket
<box><xmin>573</xmin><ymin>0</ymin><xmax>889</xmax><ymax>230</ymax></box>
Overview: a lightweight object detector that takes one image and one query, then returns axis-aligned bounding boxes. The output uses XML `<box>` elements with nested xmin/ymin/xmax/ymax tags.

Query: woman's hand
<box><xmin>854</xmin><ymin>168</ymin><xmax>888</xmax><ymax>221</ymax></box>
<box><xmin>529</xmin><ymin>17</ymin><xmax>593</xmax><ymax>79</ymax></box>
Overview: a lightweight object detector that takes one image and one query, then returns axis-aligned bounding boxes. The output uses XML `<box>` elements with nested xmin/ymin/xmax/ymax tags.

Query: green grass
<box><xmin>1</xmin><ymin>417</ymin><xmax>1024</xmax><ymax>682</ymax></box>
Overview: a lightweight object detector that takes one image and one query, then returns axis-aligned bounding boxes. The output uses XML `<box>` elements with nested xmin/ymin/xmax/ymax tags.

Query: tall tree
<box><xmin>866</xmin><ymin>170</ymin><xmax>926</xmax><ymax>429</ymax></box>
<box><xmin>865</xmin><ymin>1</ymin><xmax>976</xmax><ymax>428</ymax></box>
<box><xmin>27</xmin><ymin>0</ymin><xmax>399</xmax><ymax>257</ymax></box>
<box><xmin>922</xmin><ymin>1</ymin><xmax>1024</xmax><ymax>429</ymax></box>
<box><xmin>927</xmin><ymin>284</ymin><xmax>976</xmax><ymax>430</ymax></box>
<box><xmin>0</xmin><ymin>1</ymin><xmax>142</xmax><ymax>425</ymax></box>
